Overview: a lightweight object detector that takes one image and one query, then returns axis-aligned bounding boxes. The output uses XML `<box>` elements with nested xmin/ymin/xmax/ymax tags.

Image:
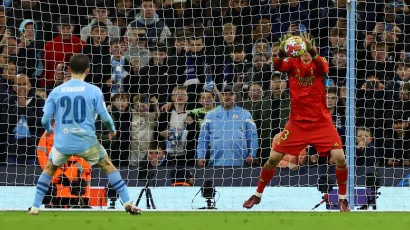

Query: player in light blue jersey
<box><xmin>29</xmin><ymin>55</ymin><xmax>141</xmax><ymax>215</ymax></box>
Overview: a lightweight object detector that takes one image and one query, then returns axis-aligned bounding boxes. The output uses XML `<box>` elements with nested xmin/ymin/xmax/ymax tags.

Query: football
<box><xmin>284</xmin><ymin>36</ymin><xmax>307</xmax><ymax>58</ymax></box>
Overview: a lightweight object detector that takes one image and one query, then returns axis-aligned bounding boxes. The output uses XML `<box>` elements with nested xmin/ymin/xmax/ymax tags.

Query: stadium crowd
<box><xmin>0</xmin><ymin>0</ymin><xmax>409</xmax><ymax>172</ymax></box>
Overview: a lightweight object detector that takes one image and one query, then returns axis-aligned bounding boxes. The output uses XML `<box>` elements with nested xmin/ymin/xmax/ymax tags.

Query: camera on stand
<box><xmin>312</xmin><ymin>175</ymin><xmax>338</xmax><ymax>210</ymax></box>
<box><xmin>199</xmin><ymin>180</ymin><xmax>217</xmax><ymax>209</ymax></box>
<box><xmin>358</xmin><ymin>172</ymin><xmax>381</xmax><ymax>210</ymax></box>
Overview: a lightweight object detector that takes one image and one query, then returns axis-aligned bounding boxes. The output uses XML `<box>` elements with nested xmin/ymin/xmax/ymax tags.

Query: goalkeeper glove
<box><xmin>300</xmin><ymin>32</ymin><xmax>318</xmax><ymax>59</ymax></box>
<box><xmin>278</xmin><ymin>33</ymin><xmax>292</xmax><ymax>59</ymax></box>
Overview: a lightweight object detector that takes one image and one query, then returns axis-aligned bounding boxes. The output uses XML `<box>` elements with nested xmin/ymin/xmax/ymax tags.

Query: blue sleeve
<box><xmin>41</xmin><ymin>92</ymin><xmax>55</xmax><ymax>133</ymax></box>
<box><xmin>94</xmin><ymin>88</ymin><xmax>116</xmax><ymax>133</ymax></box>
<box><xmin>100</xmin><ymin>111</ymin><xmax>116</xmax><ymax>133</ymax></box>
<box><xmin>95</xmin><ymin>88</ymin><xmax>108</xmax><ymax>115</ymax></box>
<box><xmin>245</xmin><ymin>113</ymin><xmax>258</xmax><ymax>158</ymax></box>
<box><xmin>197</xmin><ymin>115</ymin><xmax>211</xmax><ymax>159</ymax></box>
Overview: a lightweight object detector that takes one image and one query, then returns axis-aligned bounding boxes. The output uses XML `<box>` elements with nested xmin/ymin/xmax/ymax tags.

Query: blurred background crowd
<box><xmin>0</xmin><ymin>0</ymin><xmax>409</xmax><ymax>173</ymax></box>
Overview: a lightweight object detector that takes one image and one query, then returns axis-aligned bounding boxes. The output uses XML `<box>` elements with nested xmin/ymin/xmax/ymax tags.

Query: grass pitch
<box><xmin>0</xmin><ymin>211</ymin><xmax>408</xmax><ymax>230</ymax></box>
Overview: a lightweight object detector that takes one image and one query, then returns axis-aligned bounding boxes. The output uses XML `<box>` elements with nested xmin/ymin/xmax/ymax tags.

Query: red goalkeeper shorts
<box><xmin>273</xmin><ymin>118</ymin><xmax>343</xmax><ymax>156</ymax></box>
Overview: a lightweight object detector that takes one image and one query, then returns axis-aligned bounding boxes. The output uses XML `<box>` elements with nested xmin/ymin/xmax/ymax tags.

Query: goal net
<box><xmin>0</xmin><ymin>0</ymin><xmax>410</xmax><ymax>211</ymax></box>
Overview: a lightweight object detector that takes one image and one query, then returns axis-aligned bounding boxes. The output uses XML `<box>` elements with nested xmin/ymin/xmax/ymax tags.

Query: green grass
<box><xmin>0</xmin><ymin>212</ymin><xmax>409</xmax><ymax>230</ymax></box>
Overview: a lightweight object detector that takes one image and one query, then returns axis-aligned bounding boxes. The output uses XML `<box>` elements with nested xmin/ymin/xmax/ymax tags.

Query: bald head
<box><xmin>14</xmin><ymin>74</ymin><xmax>31</xmax><ymax>96</ymax></box>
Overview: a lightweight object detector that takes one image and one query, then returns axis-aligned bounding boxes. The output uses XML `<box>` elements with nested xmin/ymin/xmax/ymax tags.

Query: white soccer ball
<box><xmin>284</xmin><ymin>36</ymin><xmax>307</xmax><ymax>58</ymax></box>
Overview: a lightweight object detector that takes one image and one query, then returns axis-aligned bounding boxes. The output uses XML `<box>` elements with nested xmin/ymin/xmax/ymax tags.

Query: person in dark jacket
<box><xmin>82</xmin><ymin>21</ymin><xmax>111</xmax><ymax>86</ymax></box>
<box><xmin>355</xmin><ymin>127</ymin><xmax>382</xmax><ymax>169</ymax></box>
<box><xmin>16</xmin><ymin>19</ymin><xmax>43</xmax><ymax>84</ymax></box>
<box><xmin>383</xmin><ymin>112</ymin><xmax>410</xmax><ymax>167</ymax></box>
<box><xmin>137</xmin><ymin>45</ymin><xmax>178</xmax><ymax>105</ymax></box>
<box><xmin>108</xmin><ymin>93</ymin><xmax>132</xmax><ymax>167</ymax></box>
<box><xmin>1</xmin><ymin>74</ymin><xmax>44</xmax><ymax>165</ymax></box>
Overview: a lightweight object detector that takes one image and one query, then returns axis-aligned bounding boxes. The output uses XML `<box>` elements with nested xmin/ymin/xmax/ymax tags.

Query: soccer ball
<box><xmin>284</xmin><ymin>36</ymin><xmax>306</xmax><ymax>58</ymax></box>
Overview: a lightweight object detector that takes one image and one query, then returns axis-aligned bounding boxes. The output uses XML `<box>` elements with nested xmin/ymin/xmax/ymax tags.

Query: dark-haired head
<box><xmin>69</xmin><ymin>55</ymin><xmax>90</xmax><ymax>77</ymax></box>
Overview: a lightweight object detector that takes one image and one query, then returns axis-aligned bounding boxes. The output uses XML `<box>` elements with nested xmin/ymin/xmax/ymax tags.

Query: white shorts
<box><xmin>49</xmin><ymin>144</ymin><xmax>107</xmax><ymax>166</ymax></box>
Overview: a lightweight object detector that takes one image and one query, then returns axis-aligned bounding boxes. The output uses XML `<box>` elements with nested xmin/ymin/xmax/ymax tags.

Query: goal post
<box><xmin>1</xmin><ymin>0</ymin><xmax>410</xmax><ymax>212</ymax></box>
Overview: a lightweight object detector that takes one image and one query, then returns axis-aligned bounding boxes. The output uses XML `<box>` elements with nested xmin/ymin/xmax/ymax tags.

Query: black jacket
<box><xmin>1</xmin><ymin>91</ymin><xmax>45</xmax><ymax>143</ymax></box>
<box><xmin>138</xmin><ymin>58</ymin><xmax>178</xmax><ymax>105</ymax></box>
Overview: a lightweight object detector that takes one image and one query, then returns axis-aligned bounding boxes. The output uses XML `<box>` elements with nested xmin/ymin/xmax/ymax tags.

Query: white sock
<box><xmin>255</xmin><ymin>192</ymin><xmax>262</xmax><ymax>198</ymax></box>
<box><xmin>339</xmin><ymin>195</ymin><xmax>347</xmax><ymax>200</ymax></box>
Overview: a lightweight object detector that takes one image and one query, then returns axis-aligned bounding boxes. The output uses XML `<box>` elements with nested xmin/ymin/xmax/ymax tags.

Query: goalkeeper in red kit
<box><xmin>243</xmin><ymin>33</ymin><xmax>350</xmax><ymax>212</ymax></box>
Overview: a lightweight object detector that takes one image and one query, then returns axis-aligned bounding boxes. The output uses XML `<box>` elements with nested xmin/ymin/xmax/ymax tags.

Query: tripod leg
<box><xmin>147</xmin><ymin>188</ymin><xmax>156</xmax><ymax>209</ymax></box>
<box><xmin>145</xmin><ymin>189</ymin><xmax>151</xmax><ymax>209</ymax></box>
<box><xmin>136</xmin><ymin>189</ymin><xmax>146</xmax><ymax>207</ymax></box>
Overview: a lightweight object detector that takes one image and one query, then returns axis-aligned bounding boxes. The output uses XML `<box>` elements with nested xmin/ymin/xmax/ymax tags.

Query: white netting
<box><xmin>0</xmin><ymin>0</ymin><xmax>409</xmax><ymax>211</ymax></box>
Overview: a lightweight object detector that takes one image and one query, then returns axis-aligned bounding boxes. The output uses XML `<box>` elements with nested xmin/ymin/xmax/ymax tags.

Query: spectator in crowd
<box><xmin>101</xmin><ymin>38</ymin><xmax>131</xmax><ymax>101</ymax></box>
<box><xmin>242</xmin><ymin>53</ymin><xmax>270</xmax><ymax>90</ymax></box>
<box><xmin>327</xmin><ymin>87</ymin><xmax>346</xmax><ymax>143</ymax></box>
<box><xmin>168</xmin><ymin>29</ymin><xmax>192</xmax><ymax>83</ymax></box>
<box><xmin>385</xmin><ymin>63</ymin><xmax>410</xmax><ymax>101</ymax></box>
<box><xmin>224</xmin><ymin>0</ymin><xmax>253</xmax><ymax>45</ymax></box>
<box><xmin>239</xmin><ymin>82</ymin><xmax>264</xmax><ymax>112</ymax></box>
<box><xmin>111</xmin><ymin>0</ymin><xmax>138</xmax><ymax>26</ymax></box>
<box><xmin>159</xmin><ymin>0</ymin><xmax>193</xmax><ymax>34</ymax></box>
<box><xmin>279</xmin><ymin>1</ymin><xmax>309</xmax><ymax>36</ymax></box>
<box><xmin>182</xmin><ymin>33</ymin><xmax>209</xmax><ymax>109</ymax></box>
<box><xmin>6</xmin><ymin>0</ymin><xmax>52</xmax><ymax>41</ymax></box>
<box><xmin>251</xmin><ymin>16</ymin><xmax>276</xmax><ymax>45</ymax></box>
<box><xmin>16</xmin><ymin>19</ymin><xmax>43</xmax><ymax>81</ymax></box>
<box><xmin>130</xmin><ymin>94</ymin><xmax>159</xmax><ymax>166</ymax></box>
<box><xmin>228</xmin><ymin>44</ymin><xmax>252</xmax><ymax>93</ymax></box>
<box><xmin>384</xmin><ymin>112</ymin><xmax>410</xmax><ymax>167</ymax></box>
<box><xmin>80</xmin><ymin>3</ymin><xmax>120</xmax><ymax>42</ymax></box>
<box><xmin>328</xmin><ymin>48</ymin><xmax>347</xmax><ymax>86</ymax></box>
<box><xmin>126</xmin><ymin>0</ymin><xmax>171</xmax><ymax>47</ymax></box>
<box><xmin>124</xmin><ymin>27</ymin><xmax>150</xmax><ymax>66</ymax></box>
<box><xmin>107</xmin><ymin>93</ymin><xmax>132</xmax><ymax>167</ymax></box>
<box><xmin>356</xmin><ymin>73</ymin><xmax>385</xmax><ymax>143</ymax></box>
<box><xmin>158</xmin><ymin>86</ymin><xmax>189</xmax><ymax>167</ymax></box>
<box><xmin>137</xmin><ymin>45</ymin><xmax>177</xmax><ymax>105</ymax></box>
<box><xmin>42</xmin><ymin>16</ymin><xmax>85</xmax><ymax>89</ymax></box>
<box><xmin>51</xmin><ymin>63</ymin><xmax>66</xmax><ymax>90</ymax></box>
<box><xmin>0</xmin><ymin>6</ymin><xmax>9</xmax><ymax>48</ymax></box>
<box><xmin>356</xmin><ymin>127</ymin><xmax>381</xmax><ymax>168</ymax></box>
<box><xmin>137</xmin><ymin>141</ymin><xmax>165</xmax><ymax>180</ymax></box>
<box><xmin>185</xmin><ymin>91</ymin><xmax>216</xmax><ymax>164</ymax></box>
<box><xmin>1</xmin><ymin>74</ymin><xmax>44</xmax><ymax>165</ymax></box>
<box><xmin>386</xmin><ymin>83</ymin><xmax>410</xmax><ymax>122</ymax></box>
<box><xmin>253</xmin><ymin>72</ymin><xmax>289</xmax><ymax>164</ymax></box>
<box><xmin>82</xmin><ymin>21</ymin><xmax>111</xmax><ymax>85</ymax></box>
<box><xmin>197</xmin><ymin>85</ymin><xmax>258</xmax><ymax>167</ymax></box>
<box><xmin>5</xmin><ymin>36</ymin><xmax>18</xmax><ymax>57</ymax></box>
<box><xmin>252</xmin><ymin>38</ymin><xmax>272</xmax><ymax>61</ymax></box>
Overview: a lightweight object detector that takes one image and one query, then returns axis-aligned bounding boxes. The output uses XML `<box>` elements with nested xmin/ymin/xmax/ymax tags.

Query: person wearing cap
<box><xmin>252</xmin><ymin>72</ymin><xmax>289</xmax><ymax>165</ymax></box>
<box><xmin>384</xmin><ymin>112</ymin><xmax>410</xmax><ymax>167</ymax></box>
<box><xmin>197</xmin><ymin>85</ymin><xmax>258</xmax><ymax>167</ymax></box>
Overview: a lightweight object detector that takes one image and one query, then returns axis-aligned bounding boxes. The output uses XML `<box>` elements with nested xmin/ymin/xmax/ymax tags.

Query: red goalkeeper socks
<box><xmin>336</xmin><ymin>164</ymin><xmax>348</xmax><ymax>199</ymax></box>
<box><xmin>256</xmin><ymin>166</ymin><xmax>276</xmax><ymax>194</ymax></box>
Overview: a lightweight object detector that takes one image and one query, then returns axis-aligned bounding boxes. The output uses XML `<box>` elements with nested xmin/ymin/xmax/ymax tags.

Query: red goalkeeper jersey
<box><xmin>274</xmin><ymin>56</ymin><xmax>330</xmax><ymax>122</ymax></box>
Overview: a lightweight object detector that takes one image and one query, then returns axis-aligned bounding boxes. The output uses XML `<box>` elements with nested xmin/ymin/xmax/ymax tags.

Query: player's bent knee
<box><xmin>44</xmin><ymin>161</ymin><xmax>59</xmax><ymax>176</ymax></box>
<box><xmin>330</xmin><ymin>149</ymin><xmax>346</xmax><ymax>166</ymax></box>
<box><xmin>268</xmin><ymin>150</ymin><xmax>286</xmax><ymax>166</ymax></box>
<box><xmin>97</xmin><ymin>155</ymin><xmax>117</xmax><ymax>174</ymax></box>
